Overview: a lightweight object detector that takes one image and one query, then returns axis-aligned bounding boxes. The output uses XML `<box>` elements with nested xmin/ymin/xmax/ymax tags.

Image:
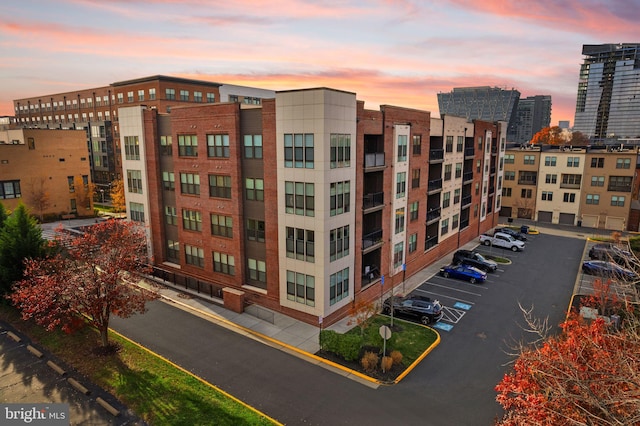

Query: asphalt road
<box><xmin>111</xmin><ymin>233</ymin><xmax>587</xmax><ymax>425</ymax></box>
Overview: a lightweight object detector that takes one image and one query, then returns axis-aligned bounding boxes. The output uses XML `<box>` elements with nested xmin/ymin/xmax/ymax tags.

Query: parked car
<box><xmin>439</xmin><ymin>264</ymin><xmax>487</xmax><ymax>284</ymax></box>
<box><xmin>588</xmin><ymin>243</ymin><xmax>634</xmax><ymax>265</ymax></box>
<box><xmin>479</xmin><ymin>232</ymin><xmax>525</xmax><ymax>252</ymax></box>
<box><xmin>581</xmin><ymin>260</ymin><xmax>638</xmax><ymax>281</ymax></box>
<box><xmin>495</xmin><ymin>227</ymin><xmax>527</xmax><ymax>241</ymax></box>
<box><xmin>453</xmin><ymin>249</ymin><xmax>498</xmax><ymax>272</ymax></box>
<box><xmin>382</xmin><ymin>295</ymin><xmax>443</xmax><ymax>325</ymax></box>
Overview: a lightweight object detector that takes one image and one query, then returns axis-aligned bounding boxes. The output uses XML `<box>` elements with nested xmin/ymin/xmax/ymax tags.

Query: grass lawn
<box><xmin>0</xmin><ymin>306</ymin><xmax>276</xmax><ymax>426</ymax></box>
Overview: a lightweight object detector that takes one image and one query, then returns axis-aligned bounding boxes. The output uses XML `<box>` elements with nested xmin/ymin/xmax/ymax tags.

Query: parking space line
<box><xmin>423</xmin><ymin>279</ymin><xmax>484</xmax><ymax>296</ymax></box>
<box><xmin>413</xmin><ymin>288</ymin><xmax>476</xmax><ymax>306</ymax></box>
<box><xmin>441</xmin><ymin>306</ymin><xmax>467</xmax><ymax>323</ymax></box>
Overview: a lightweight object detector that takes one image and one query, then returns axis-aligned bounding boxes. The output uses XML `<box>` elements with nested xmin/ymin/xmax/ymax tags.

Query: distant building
<box><xmin>573</xmin><ymin>43</ymin><xmax>640</xmax><ymax>143</ymax></box>
<box><xmin>509</xmin><ymin>95</ymin><xmax>552</xmax><ymax>144</ymax></box>
<box><xmin>558</xmin><ymin>120</ymin><xmax>570</xmax><ymax>129</ymax></box>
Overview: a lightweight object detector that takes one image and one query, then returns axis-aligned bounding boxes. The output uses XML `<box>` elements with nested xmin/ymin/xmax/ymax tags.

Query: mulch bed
<box><xmin>315</xmin><ymin>347</ymin><xmax>406</xmax><ymax>383</ymax></box>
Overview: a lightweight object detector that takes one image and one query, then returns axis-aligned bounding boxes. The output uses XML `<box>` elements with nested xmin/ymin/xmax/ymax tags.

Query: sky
<box><xmin>1</xmin><ymin>0</ymin><xmax>638</xmax><ymax>125</ymax></box>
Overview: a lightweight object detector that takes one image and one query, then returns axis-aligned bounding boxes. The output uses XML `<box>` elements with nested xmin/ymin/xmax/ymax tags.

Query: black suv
<box><xmin>453</xmin><ymin>249</ymin><xmax>498</xmax><ymax>272</ymax></box>
<box><xmin>495</xmin><ymin>227</ymin><xmax>527</xmax><ymax>241</ymax></box>
<box><xmin>588</xmin><ymin>243</ymin><xmax>634</xmax><ymax>265</ymax></box>
<box><xmin>382</xmin><ymin>295</ymin><xmax>443</xmax><ymax>325</ymax></box>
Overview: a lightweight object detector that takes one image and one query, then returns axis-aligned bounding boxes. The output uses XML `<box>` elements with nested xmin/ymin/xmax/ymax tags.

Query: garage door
<box><xmin>538</xmin><ymin>211</ymin><xmax>552</xmax><ymax>223</ymax></box>
<box><xmin>500</xmin><ymin>207</ymin><xmax>512</xmax><ymax>217</ymax></box>
<box><xmin>559</xmin><ymin>213</ymin><xmax>575</xmax><ymax>225</ymax></box>
<box><xmin>581</xmin><ymin>215</ymin><xmax>598</xmax><ymax>228</ymax></box>
<box><xmin>605</xmin><ymin>216</ymin><xmax>625</xmax><ymax>231</ymax></box>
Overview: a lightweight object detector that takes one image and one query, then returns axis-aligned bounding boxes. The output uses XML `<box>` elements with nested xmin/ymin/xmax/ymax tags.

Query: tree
<box><xmin>0</xmin><ymin>202</ymin><xmax>7</xmax><ymax>230</ymax></box>
<box><xmin>495</xmin><ymin>313</ymin><xmax>640</xmax><ymax>425</ymax></box>
<box><xmin>9</xmin><ymin>219</ymin><xmax>158</xmax><ymax>348</ymax></box>
<box><xmin>110</xmin><ymin>179</ymin><xmax>126</xmax><ymax>213</ymax></box>
<box><xmin>0</xmin><ymin>204</ymin><xmax>46</xmax><ymax>295</ymax></box>
<box><xmin>569</xmin><ymin>131</ymin><xmax>590</xmax><ymax>146</ymax></box>
<box><xmin>530</xmin><ymin>126</ymin><xmax>565</xmax><ymax>145</ymax></box>
<box><xmin>73</xmin><ymin>175</ymin><xmax>94</xmax><ymax>215</ymax></box>
<box><xmin>25</xmin><ymin>177</ymin><xmax>50</xmax><ymax>222</ymax></box>
<box><xmin>347</xmin><ymin>299</ymin><xmax>377</xmax><ymax>339</ymax></box>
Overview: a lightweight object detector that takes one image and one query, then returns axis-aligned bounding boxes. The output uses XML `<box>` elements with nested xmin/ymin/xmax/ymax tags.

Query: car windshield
<box><xmin>475</xmin><ymin>253</ymin><xmax>487</xmax><ymax>261</ymax></box>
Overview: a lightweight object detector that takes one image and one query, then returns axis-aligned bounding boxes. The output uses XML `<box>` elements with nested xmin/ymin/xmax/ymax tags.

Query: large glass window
<box><xmin>178</xmin><ymin>135</ymin><xmax>198</xmax><ymax>157</ymax></box>
<box><xmin>397</xmin><ymin>135</ymin><xmax>407</xmax><ymax>162</ymax></box>
<box><xmin>247</xmin><ymin>258</ymin><xmax>266</xmax><ymax>283</ymax></box>
<box><xmin>330</xmin><ymin>181</ymin><xmax>350</xmax><ymax>216</ymax></box>
<box><xmin>286</xmin><ymin>227</ymin><xmax>315</xmax><ymax>262</ymax></box>
<box><xmin>246</xmin><ymin>219</ymin><xmax>265</xmax><ymax>242</ymax></box>
<box><xmin>182</xmin><ymin>209</ymin><xmax>202</xmax><ymax>232</ymax></box>
<box><xmin>330</xmin><ymin>134</ymin><xmax>351</xmax><ymax>168</ymax></box>
<box><xmin>185</xmin><ymin>244</ymin><xmax>204</xmax><ymax>267</ymax></box>
<box><xmin>284</xmin><ymin>133</ymin><xmax>314</xmax><ymax>168</ymax></box>
<box><xmin>213</xmin><ymin>251</ymin><xmax>235</xmax><ymax>275</ymax></box>
<box><xmin>209</xmin><ymin>175</ymin><xmax>231</xmax><ymax>198</ymax></box>
<box><xmin>211</xmin><ymin>214</ymin><xmax>233</xmax><ymax>238</ymax></box>
<box><xmin>287</xmin><ymin>270</ymin><xmax>315</xmax><ymax>306</ymax></box>
<box><xmin>244</xmin><ymin>135</ymin><xmax>263</xmax><ymax>159</ymax></box>
<box><xmin>129</xmin><ymin>202</ymin><xmax>144</xmax><ymax>222</ymax></box>
<box><xmin>180</xmin><ymin>173</ymin><xmax>200</xmax><ymax>195</ymax></box>
<box><xmin>245</xmin><ymin>178</ymin><xmax>264</xmax><ymax>201</ymax></box>
<box><xmin>207</xmin><ymin>134</ymin><xmax>229</xmax><ymax>158</ymax></box>
<box><xmin>124</xmin><ymin>136</ymin><xmax>140</xmax><ymax>160</ymax></box>
<box><xmin>329</xmin><ymin>268</ymin><xmax>349</xmax><ymax>305</ymax></box>
<box><xmin>396</xmin><ymin>172</ymin><xmax>406</xmax><ymax>198</ymax></box>
<box><xmin>1</xmin><ymin>180</ymin><xmax>23</xmax><ymax>199</ymax></box>
<box><xmin>329</xmin><ymin>225</ymin><xmax>349</xmax><ymax>262</ymax></box>
<box><xmin>162</xmin><ymin>171</ymin><xmax>175</xmax><ymax>190</ymax></box>
<box><xmin>285</xmin><ymin>182</ymin><xmax>314</xmax><ymax>216</ymax></box>
<box><xmin>127</xmin><ymin>170</ymin><xmax>143</xmax><ymax>194</ymax></box>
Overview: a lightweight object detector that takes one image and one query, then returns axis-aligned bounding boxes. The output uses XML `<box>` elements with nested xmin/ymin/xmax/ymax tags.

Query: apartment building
<box><xmin>12</xmin><ymin>75</ymin><xmax>275</xmax><ymax>192</ymax></box>
<box><xmin>501</xmin><ymin>145</ymin><xmax>637</xmax><ymax>230</ymax></box>
<box><xmin>117</xmin><ymin>88</ymin><xmax>504</xmax><ymax>326</ymax></box>
<box><xmin>0</xmin><ymin>127</ymin><xmax>93</xmax><ymax>218</ymax></box>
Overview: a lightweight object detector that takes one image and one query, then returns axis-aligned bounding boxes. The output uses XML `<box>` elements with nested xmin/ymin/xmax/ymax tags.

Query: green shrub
<box><xmin>361</xmin><ymin>351</ymin><xmax>379</xmax><ymax>372</ymax></box>
<box><xmin>319</xmin><ymin>330</ymin><xmax>362</xmax><ymax>361</ymax></box>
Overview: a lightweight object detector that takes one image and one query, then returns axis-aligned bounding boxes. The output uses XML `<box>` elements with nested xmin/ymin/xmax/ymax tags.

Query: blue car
<box><xmin>581</xmin><ymin>260</ymin><xmax>638</xmax><ymax>281</ymax></box>
<box><xmin>439</xmin><ymin>264</ymin><xmax>487</xmax><ymax>284</ymax></box>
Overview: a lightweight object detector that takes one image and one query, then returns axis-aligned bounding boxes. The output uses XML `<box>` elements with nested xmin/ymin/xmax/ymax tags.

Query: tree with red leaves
<box><xmin>495</xmin><ymin>313</ymin><xmax>640</xmax><ymax>425</ymax></box>
<box><xmin>9</xmin><ymin>219</ymin><xmax>158</xmax><ymax>348</ymax></box>
<box><xmin>530</xmin><ymin>126</ymin><xmax>565</xmax><ymax>145</ymax></box>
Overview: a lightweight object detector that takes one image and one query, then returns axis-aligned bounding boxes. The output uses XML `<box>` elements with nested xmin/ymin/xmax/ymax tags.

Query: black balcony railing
<box><xmin>429</xmin><ymin>149</ymin><xmax>444</xmax><ymax>162</ymax></box>
<box><xmin>489</xmin><ymin>186</ymin><xmax>495</xmax><ymax>194</ymax></box>
<box><xmin>560</xmin><ymin>183</ymin><xmax>581</xmax><ymax>189</ymax></box>
<box><xmin>608</xmin><ymin>185</ymin><xmax>632</xmax><ymax>193</ymax></box>
<box><xmin>363</xmin><ymin>192</ymin><xmax>384</xmax><ymax>210</ymax></box>
<box><xmin>428</xmin><ymin>178</ymin><xmax>443</xmax><ymax>192</ymax></box>
<box><xmin>362</xmin><ymin>229</ymin><xmax>383</xmax><ymax>250</ymax></box>
<box><xmin>426</xmin><ymin>207</ymin><xmax>441</xmax><ymax>223</ymax></box>
<box><xmin>461</xmin><ymin>195</ymin><xmax>472</xmax><ymax>207</ymax></box>
<box><xmin>490</xmin><ymin>167</ymin><xmax>496</xmax><ymax>175</ymax></box>
<box><xmin>364</xmin><ymin>152</ymin><xmax>385</xmax><ymax>168</ymax></box>
<box><xmin>518</xmin><ymin>179</ymin><xmax>537</xmax><ymax>185</ymax></box>
<box><xmin>464</xmin><ymin>147</ymin><xmax>474</xmax><ymax>157</ymax></box>
<box><xmin>425</xmin><ymin>235</ymin><xmax>438</xmax><ymax>250</ymax></box>
<box><xmin>362</xmin><ymin>265</ymin><xmax>380</xmax><ymax>284</ymax></box>
<box><xmin>463</xmin><ymin>171</ymin><xmax>473</xmax><ymax>182</ymax></box>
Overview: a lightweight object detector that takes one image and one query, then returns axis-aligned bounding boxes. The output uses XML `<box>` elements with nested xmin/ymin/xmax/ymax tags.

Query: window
<box><xmin>563</xmin><ymin>193</ymin><xmax>576</xmax><ymax>203</ymax></box>
<box><xmin>412</xmin><ymin>169</ymin><xmax>420</xmax><ymax>188</ymax></box>
<box><xmin>329</xmin><ymin>268</ymin><xmax>349</xmax><ymax>305</ymax></box>
<box><xmin>504</xmin><ymin>171</ymin><xmax>515</xmax><ymax>181</ymax></box>
<box><xmin>246</xmin><ymin>219</ymin><xmax>265</xmax><ymax>242</ymax></box>
<box><xmin>126</xmin><ymin>91</ymin><xmax>133</xmax><ymax>102</ymax></box>
<box><xmin>70</xmin><ymin>199</ymin><xmax>77</xmax><ymax>212</ymax></box>
<box><xmin>611</xmin><ymin>196</ymin><xmax>625</xmax><ymax>207</ymax></box>
<box><xmin>207</xmin><ymin>134</ymin><xmax>229</xmax><ymax>158</ymax></box>
<box><xmin>504</xmin><ymin>154</ymin><xmax>514</xmax><ymax>164</ymax></box>
<box><xmin>591</xmin><ymin>176</ymin><xmax>605</xmax><ymax>186</ymax></box>
<box><xmin>444</xmin><ymin>164</ymin><xmax>452</xmax><ymax>181</ymax></box>
<box><xmin>456</xmin><ymin>136</ymin><xmax>464</xmax><ymax>152</ymax></box>
<box><xmin>211</xmin><ymin>214</ymin><xmax>233</xmax><ymax>238</ymax></box>
<box><xmin>544</xmin><ymin>156</ymin><xmax>556</xmax><ymax>166</ymax></box>
<box><xmin>452</xmin><ymin>214</ymin><xmax>459</xmax><ymax>229</ymax></box>
<box><xmin>442</xmin><ymin>192</ymin><xmax>451</xmax><ymax>208</ymax></box>
<box><xmin>591</xmin><ymin>157</ymin><xmax>604</xmax><ymax>168</ymax></box>
<box><xmin>213</xmin><ymin>251</ymin><xmax>235</xmax><ymax>275</ymax></box>
<box><xmin>395</xmin><ymin>208</ymin><xmax>405</xmax><ymax>234</ymax></box>
<box><xmin>329</xmin><ymin>133</ymin><xmax>351</xmax><ymax>168</ymax></box>
<box><xmin>445</xmin><ymin>135</ymin><xmax>453</xmax><ymax>153</ymax></box>
<box><xmin>284</xmin><ymin>133</ymin><xmax>314</xmax><ymax>168</ymax></box>
<box><xmin>477</xmin><ymin>137</ymin><xmax>483</xmax><ymax>149</ymax></box>
<box><xmin>149</xmin><ymin>88</ymin><xmax>156</xmax><ymax>100</ymax></box>
<box><xmin>609</xmin><ymin>176</ymin><xmax>633</xmax><ymax>192</ymax></box>
<box><xmin>162</xmin><ymin>172</ymin><xmax>175</xmax><ymax>190</ymax></box>
<box><xmin>244</xmin><ymin>135</ymin><xmax>263</xmax><ymax>159</ymax></box>
<box><xmin>502</xmin><ymin>187</ymin><xmax>512</xmax><ymax>197</ymax></box>
<box><xmin>397</xmin><ymin>134</ymin><xmax>407</xmax><ymax>162</ymax></box>
<box><xmin>393</xmin><ymin>172</ymin><xmax>406</xmax><ymax>199</ymax></box>
<box><xmin>165</xmin><ymin>206</ymin><xmax>177</xmax><ymax>225</ymax></box>
<box><xmin>180</xmin><ymin>173</ymin><xmax>200</xmax><ymax>195</ymax></box>
<box><xmin>616</xmin><ymin>158</ymin><xmax>631</xmax><ymax>169</ymax></box>
<box><xmin>27</xmin><ymin>137</ymin><xmax>35</xmax><ymax>150</ymax></box>
<box><xmin>67</xmin><ymin>176</ymin><xmax>75</xmax><ymax>193</ymax></box>
<box><xmin>194</xmin><ymin>91</ymin><xmax>202</xmax><ymax>102</ymax></box>
<box><xmin>179</xmin><ymin>90</ymin><xmax>189</xmax><ymax>101</ymax></box>
<box><xmin>455</xmin><ymin>163</ymin><xmax>462</xmax><ymax>179</ymax></box>
<box><xmin>182</xmin><ymin>209</ymin><xmax>202</xmax><ymax>232</ymax></box>
<box><xmin>440</xmin><ymin>219</ymin><xmax>449</xmax><ymax>236</ymax></box>
<box><xmin>330</xmin><ymin>181</ymin><xmax>350</xmax><ymax>216</ymax></box>
<box><xmin>178</xmin><ymin>135</ymin><xmax>198</xmax><ymax>157</ymax></box>
<box><xmin>167</xmin><ymin>239</ymin><xmax>179</xmax><ymax>260</ymax></box>
<box><xmin>286</xmin><ymin>227</ymin><xmax>315</xmax><ymax>262</ymax></box>
<box><xmin>475</xmin><ymin>182</ymin><xmax>480</xmax><ymax>195</ymax></box>
<box><xmin>185</xmin><ymin>245</ymin><xmax>204</xmax><ymax>268</ymax></box>
<box><xmin>567</xmin><ymin>157</ymin><xmax>579</xmax><ymax>167</ymax></box>
<box><xmin>586</xmin><ymin>194</ymin><xmax>600</xmax><ymax>205</ymax></box>
<box><xmin>129</xmin><ymin>202</ymin><xmax>144</xmax><ymax>222</ymax></box>
<box><xmin>330</xmin><ymin>226</ymin><xmax>349</xmax><ymax>262</ymax></box>
<box><xmin>287</xmin><ymin>270</ymin><xmax>315</xmax><ymax>306</ymax></box>
<box><xmin>408</xmin><ymin>234</ymin><xmax>417</xmax><ymax>253</ymax></box>
<box><xmin>545</xmin><ymin>174</ymin><xmax>557</xmax><ymax>184</ymax></box>
<box><xmin>165</xmin><ymin>88</ymin><xmax>175</xmax><ymax>100</ymax></box>
<box><xmin>127</xmin><ymin>170</ymin><xmax>143</xmax><ymax>194</ymax></box>
<box><xmin>247</xmin><ymin>258</ymin><xmax>266</xmax><ymax>283</ymax></box>
<box><xmin>206</xmin><ymin>93</ymin><xmax>215</xmax><ymax>103</ymax></box>
<box><xmin>454</xmin><ymin>188</ymin><xmax>460</xmax><ymax>204</ymax></box>
<box><xmin>393</xmin><ymin>242</ymin><xmax>404</xmax><ymax>268</ymax></box>
<box><xmin>541</xmin><ymin>191</ymin><xmax>553</xmax><ymax>201</ymax></box>
<box><xmin>245</xmin><ymin>178</ymin><xmax>264</xmax><ymax>201</ymax></box>
<box><xmin>410</xmin><ymin>201</ymin><xmax>419</xmax><ymax>221</ymax></box>
<box><xmin>138</xmin><ymin>90</ymin><xmax>144</xmax><ymax>101</ymax></box>
<box><xmin>124</xmin><ymin>136</ymin><xmax>140</xmax><ymax>160</ymax></box>
<box><xmin>524</xmin><ymin>155</ymin><xmax>535</xmax><ymax>165</ymax></box>
<box><xmin>521</xmin><ymin>189</ymin><xmax>532</xmax><ymax>198</ymax></box>
<box><xmin>285</xmin><ymin>181</ymin><xmax>315</xmax><ymax>216</ymax></box>
<box><xmin>203</xmin><ymin>174</ymin><xmax>230</xmax><ymax>199</ymax></box>
<box><xmin>476</xmin><ymin>160</ymin><xmax>481</xmax><ymax>173</ymax></box>
<box><xmin>561</xmin><ymin>174</ymin><xmax>582</xmax><ymax>186</ymax></box>
<box><xmin>412</xmin><ymin>135</ymin><xmax>421</xmax><ymax>155</ymax></box>
<box><xmin>117</xmin><ymin>93</ymin><xmax>124</xmax><ymax>104</ymax></box>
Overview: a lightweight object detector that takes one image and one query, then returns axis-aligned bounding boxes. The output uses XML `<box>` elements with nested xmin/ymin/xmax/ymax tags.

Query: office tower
<box><xmin>510</xmin><ymin>95</ymin><xmax>552</xmax><ymax>144</ymax></box>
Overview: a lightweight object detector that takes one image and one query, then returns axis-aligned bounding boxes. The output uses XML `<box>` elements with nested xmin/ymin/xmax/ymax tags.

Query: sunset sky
<box><xmin>1</xmin><ymin>0</ymin><xmax>637</xmax><ymax>125</ymax></box>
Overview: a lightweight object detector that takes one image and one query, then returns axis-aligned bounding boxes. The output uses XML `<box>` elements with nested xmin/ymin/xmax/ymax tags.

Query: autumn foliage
<box><xmin>9</xmin><ymin>219</ymin><xmax>158</xmax><ymax>347</ymax></box>
<box><xmin>495</xmin><ymin>314</ymin><xmax>640</xmax><ymax>425</ymax></box>
<box><xmin>530</xmin><ymin>126</ymin><xmax>564</xmax><ymax>145</ymax></box>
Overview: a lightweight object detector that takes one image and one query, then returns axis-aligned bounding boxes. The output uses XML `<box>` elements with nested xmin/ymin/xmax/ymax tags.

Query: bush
<box><xmin>629</xmin><ymin>236</ymin><xmax>640</xmax><ymax>253</ymax></box>
<box><xmin>361</xmin><ymin>351</ymin><xmax>379</xmax><ymax>372</ymax></box>
<box><xmin>319</xmin><ymin>330</ymin><xmax>362</xmax><ymax>362</ymax></box>
<box><xmin>381</xmin><ymin>356</ymin><xmax>393</xmax><ymax>372</ymax></box>
<box><xmin>390</xmin><ymin>350</ymin><xmax>403</xmax><ymax>366</ymax></box>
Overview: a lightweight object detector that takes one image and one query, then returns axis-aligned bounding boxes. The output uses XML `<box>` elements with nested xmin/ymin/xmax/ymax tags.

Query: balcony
<box><xmin>425</xmin><ymin>235</ymin><xmax>438</xmax><ymax>250</ymax></box>
<box><xmin>362</xmin><ymin>229</ymin><xmax>383</xmax><ymax>251</ymax></box>
<box><xmin>364</xmin><ymin>152</ymin><xmax>385</xmax><ymax>170</ymax></box>
<box><xmin>461</xmin><ymin>195</ymin><xmax>472</xmax><ymax>207</ymax></box>
<box><xmin>363</xmin><ymin>192</ymin><xmax>384</xmax><ymax>211</ymax></box>
<box><xmin>463</xmin><ymin>171</ymin><xmax>473</xmax><ymax>183</ymax></box>
<box><xmin>426</xmin><ymin>207</ymin><xmax>441</xmax><ymax>224</ymax></box>
<box><xmin>518</xmin><ymin>179</ymin><xmax>537</xmax><ymax>185</ymax></box>
<box><xmin>428</xmin><ymin>178</ymin><xmax>443</xmax><ymax>194</ymax></box>
<box><xmin>464</xmin><ymin>147</ymin><xmax>474</xmax><ymax>158</ymax></box>
<box><xmin>608</xmin><ymin>184</ymin><xmax>632</xmax><ymax>193</ymax></box>
<box><xmin>362</xmin><ymin>265</ymin><xmax>380</xmax><ymax>285</ymax></box>
<box><xmin>490</xmin><ymin>167</ymin><xmax>496</xmax><ymax>175</ymax></box>
<box><xmin>560</xmin><ymin>183</ymin><xmax>581</xmax><ymax>189</ymax></box>
<box><xmin>489</xmin><ymin>186</ymin><xmax>495</xmax><ymax>195</ymax></box>
<box><xmin>429</xmin><ymin>148</ymin><xmax>444</xmax><ymax>163</ymax></box>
